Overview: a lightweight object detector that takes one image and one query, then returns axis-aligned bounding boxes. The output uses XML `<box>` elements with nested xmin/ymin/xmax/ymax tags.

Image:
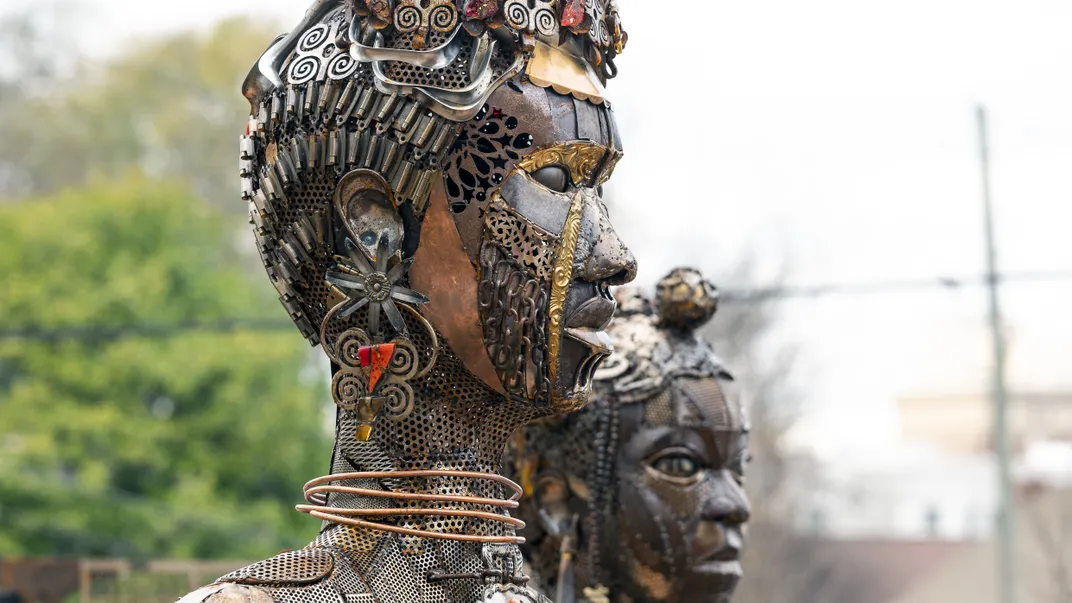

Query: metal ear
<box><xmin>334</xmin><ymin>168</ymin><xmax>404</xmax><ymax>263</ymax></box>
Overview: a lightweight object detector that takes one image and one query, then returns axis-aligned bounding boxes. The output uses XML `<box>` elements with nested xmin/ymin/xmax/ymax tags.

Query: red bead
<box><xmin>464</xmin><ymin>0</ymin><xmax>498</xmax><ymax>20</ymax></box>
<box><xmin>560</xmin><ymin>0</ymin><xmax>585</xmax><ymax>27</ymax></box>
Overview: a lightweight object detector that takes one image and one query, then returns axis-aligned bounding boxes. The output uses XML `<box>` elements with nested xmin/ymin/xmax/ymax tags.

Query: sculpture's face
<box><xmin>610</xmin><ymin>379</ymin><xmax>750</xmax><ymax>602</ymax></box>
<box><xmin>414</xmin><ymin>81</ymin><xmax>636</xmax><ymax>412</ymax></box>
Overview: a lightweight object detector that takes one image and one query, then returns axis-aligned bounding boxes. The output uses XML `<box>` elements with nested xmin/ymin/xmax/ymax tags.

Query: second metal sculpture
<box><xmin>512</xmin><ymin>269</ymin><xmax>751</xmax><ymax>603</ymax></box>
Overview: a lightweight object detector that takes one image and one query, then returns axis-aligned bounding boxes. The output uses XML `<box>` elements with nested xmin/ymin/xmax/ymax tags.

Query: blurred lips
<box><xmin>693</xmin><ymin>526</ymin><xmax>743</xmax><ymax>583</ymax></box>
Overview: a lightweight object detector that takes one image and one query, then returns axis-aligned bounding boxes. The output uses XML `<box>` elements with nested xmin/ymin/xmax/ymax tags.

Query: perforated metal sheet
<box><xmin>220</xmin><ymin>549</ymin><xmax>334</xmax><ymax>586</ymax></box>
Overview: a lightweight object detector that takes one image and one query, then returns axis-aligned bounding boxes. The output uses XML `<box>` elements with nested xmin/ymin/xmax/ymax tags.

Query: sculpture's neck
<box><xmin>308</xmin><ymin>347</ymin><xmax>544</xmax><ymax>600</ymax></box>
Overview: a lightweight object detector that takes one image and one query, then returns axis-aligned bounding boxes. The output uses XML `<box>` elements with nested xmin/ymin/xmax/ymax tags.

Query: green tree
<box><xmin>0</xmin><ymin>16</ymin><xmax>279</xmax><ymax>209</ymax></box>
<box><xmin>0</xmin><ymin>175</ymin><xmax>330</xmax><ymax>559</ymax></box>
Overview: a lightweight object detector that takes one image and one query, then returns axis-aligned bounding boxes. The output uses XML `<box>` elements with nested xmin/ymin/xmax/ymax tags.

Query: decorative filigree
<box><xmin>503</xmin><ymin>0</ymin><xmax>558</xmax><ymax>37</ymax></box>
<box><xmin>286</xmin><ymin>10</ymin><xmax>351</xmax><ymax>85</ymax></box>
<box><xmin>394</xmin><ymin>0</ymin><xmax>459</xmax><ymax>49</ymax></box>
<box><xmin>484</xmin><ymin>197</ymin><xmax>557</xmax><ymax>281</ymax></box>
<box><xmin>328</xmin><ymin>319</ymin><xmax>436</xmax><ymax>440</ymax></box>
<box><xmin>324</xmin><ymin>236</ymin><xmax>429</xmax><ymax>340</ymax></box>
<box><xmin>547</xmin><ymin>190</ymin><xmax>583</xmax><ymax>388</ymax></box>
<box><xmin>585</xmin><ymin>0</ymin><xmax>610</xmax><ymax>48</ymax></box>
<box><xmin>444</xmin><ymin>104</ymin><xmax>534</xmax><ymax>212</ymax></box>
<box><xmin>478</xmin><ymin>241</ymin><xmax>551</xmax><ymax>401</ymax></box>
<box><xmin>516</xmin><ymin>141</ymin><xmax>611</xmax><ymax>188</ymax></box>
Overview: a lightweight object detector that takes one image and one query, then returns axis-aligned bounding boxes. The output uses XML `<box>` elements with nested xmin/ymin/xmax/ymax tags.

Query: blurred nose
<box><xmin>575</xmin><ymin>195</ymin><xmax>637</xmax><ymax>286</ymax></box>
<box><xmin>703</xmin><ymin>472</ymin><xmax>751</xmax><ymax>527</ymax></box>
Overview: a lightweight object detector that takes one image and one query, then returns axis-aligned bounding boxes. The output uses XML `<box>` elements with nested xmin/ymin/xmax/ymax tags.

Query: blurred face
<box><xmin>610</xmin><ymin>377</ymin><xmax>750</xmax><ymax>602</ymax></box>
<box><xmin>415</xmin><ymin>81</ymin><xmax>636</xmax><ymax>411</ymax></box>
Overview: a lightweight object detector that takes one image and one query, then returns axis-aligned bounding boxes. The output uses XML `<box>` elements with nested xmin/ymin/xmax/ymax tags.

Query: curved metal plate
<box><xmin>349</xmin><ymin>23</ymin><xmax>464</xmax><ymax>69</ymax></box>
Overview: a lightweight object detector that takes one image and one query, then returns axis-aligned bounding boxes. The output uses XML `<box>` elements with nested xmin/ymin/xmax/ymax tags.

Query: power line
<box><xmin>1</xmin><ymin>269</ymin><xmax>1071</xmax><ymax>342</ymax></box>
<box><xmin>718</xmin><ymin>269</ymin><xmax>1072</xmax><ymax>303</ymax></box>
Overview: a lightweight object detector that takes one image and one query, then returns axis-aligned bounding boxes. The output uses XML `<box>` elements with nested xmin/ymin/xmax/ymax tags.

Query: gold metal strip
<box><xmin>548</xmin><ymin>191</ymin><xmax>585</xmax><ymax>383</ymax></box>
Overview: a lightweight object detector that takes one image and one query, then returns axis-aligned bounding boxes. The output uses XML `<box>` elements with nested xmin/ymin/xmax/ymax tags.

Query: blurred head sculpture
<box><xmin>512</xmin><ymin>269</ymin><xmax>750</xmax><ymax>603</ymax></box>
<box><xmin>179</xmin><ymin>1</ymin><xmax>635</xmax><ymax>603</ymax></box>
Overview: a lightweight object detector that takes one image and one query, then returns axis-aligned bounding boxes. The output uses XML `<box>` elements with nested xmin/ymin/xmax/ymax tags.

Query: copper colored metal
<box><xmin>410</xmin><ymin>176</ymin><xmax>507</xmax><ymax>394</ymax></box>
<box><xmin>297</xmin><ymin>470</ymin><xmax>526</xmax><ymax>544</ymax></box>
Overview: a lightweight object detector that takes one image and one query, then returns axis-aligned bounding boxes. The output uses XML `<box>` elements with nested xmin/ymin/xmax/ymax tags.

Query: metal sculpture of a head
<box><xmin>512</xmin><ymin>270</ymin><xmax>751</xmax><ymax>603</ymax></box>
<box><xmin>180</xmin><ymin>3</ymin><xmax>636</xmax><ymax>602</ymax></box>
<box><xmin>240</xmin><ymin>0</ymin><xmax>636</xmax><ymax>433</ymax></box>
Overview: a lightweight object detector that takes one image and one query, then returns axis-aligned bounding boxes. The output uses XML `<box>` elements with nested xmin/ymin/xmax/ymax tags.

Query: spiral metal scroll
<box><xmin>381</xmin><ymin>381</ymin><xmax>415</xmax><ymax>420</ymax></box>
<box><xmin>503</xmin><ymin>0</ymin><xmax>557</xmax><ymax>36</ymax></box>
<box><xmin>331</xmin><ymin>371</ymin><xmax>369</xmax><ymax>413</ymax></box>
<box><xmin>298</xmin><ymin>23</ymin><xmax>330</xmax><ymax>52</ymax></box>
<box><xmin>394</xmin><ymin>0</ymin><xmax>459</xmax><ymax>48</ymax></box>
<box><xmin>287</xmin><ymin>54</ymin><xmax>321</xmax><ymax>85</ymax></box>
<box><xmin>327</xmin><ymin>51</ymin><xmax>360</xmax><ymax>80</ymax></box>
<box><xmin>336</xmin><ymin>328</ymin><xmax>372</xmax><ymax>369</ymax></box>
<box><xmin>586</xmin><ymin>0</ymin><xmax>611</xmax><ymax>47</ymax></box>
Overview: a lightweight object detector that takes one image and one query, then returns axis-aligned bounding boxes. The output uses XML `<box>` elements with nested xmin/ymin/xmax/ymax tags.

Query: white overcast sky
<box><xmin>9</xmin><ymin>0</ymin><xmax>1072</xmax><ymax>457</ymax></box>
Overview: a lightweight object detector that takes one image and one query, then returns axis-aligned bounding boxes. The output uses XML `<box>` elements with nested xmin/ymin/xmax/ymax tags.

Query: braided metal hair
<box><xmin>584</xmin><ymin>393</ymin><xmax>620</xmax><ymax>592</ymax></box>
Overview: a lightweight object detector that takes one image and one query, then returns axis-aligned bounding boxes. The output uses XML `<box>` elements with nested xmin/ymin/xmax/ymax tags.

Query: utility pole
<box><xmin>977</xmin><ymin>104</ymin><xmax>1016</xmax><ymax>603</ymax></box>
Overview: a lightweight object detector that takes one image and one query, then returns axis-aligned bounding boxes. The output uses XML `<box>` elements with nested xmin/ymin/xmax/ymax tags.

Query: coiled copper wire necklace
<box><xmin>296</xmin><ymin>469</ymin><xmax>526</xmax><ymax>544</ymax></box>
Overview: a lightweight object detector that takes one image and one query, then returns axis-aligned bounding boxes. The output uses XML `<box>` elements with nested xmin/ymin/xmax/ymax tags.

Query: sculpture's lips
<box><xmin>564</xmin><ymin>327</ymin><xmax>614</xmax><ymax>355</ymax></box>
<box><xmin>693</xmin><ymin>559</ymin><xmax>743</xmax><ymax>579</ymax></box>
<box><xmin>695</xmin><ymin>539</ymin><xmax>742</xmax><ymax>577</ymax></box>
<box><xmin>564</xmin><ymin>295</ymin><xmax>616</xmax><ymax>391</ymax></box>
<box><xmin>566</xmin><ymin>296</ymin><xmax>616</xmax><ymax>332</ymax></box>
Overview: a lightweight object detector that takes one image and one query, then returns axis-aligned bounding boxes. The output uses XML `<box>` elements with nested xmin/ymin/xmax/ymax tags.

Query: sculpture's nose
<box><xmin>702</xmin><ymin>472</ymin><xmax>752</xmax><ymax>527</ymax></box>
<box><xmin>575</xmin><ymin>197</ymin><xmax>637</xmax><ymax>286</ymax></box>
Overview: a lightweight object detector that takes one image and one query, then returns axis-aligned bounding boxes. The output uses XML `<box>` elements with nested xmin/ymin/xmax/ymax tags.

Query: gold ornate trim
<box><xmin>548</xmin><ymin>191</ymin><xmax>585</xmax><ymax>384</ymax></box>
<box><xmin>516</xmin><ymin>141</ymin><xmax>613</xmax><ymax>188</ymax></box>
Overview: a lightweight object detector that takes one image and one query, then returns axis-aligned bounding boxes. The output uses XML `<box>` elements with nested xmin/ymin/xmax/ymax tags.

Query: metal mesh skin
<box><xmin>220</xmin><ymin>550</ymin><xmax>335</xmax><ymax>587</ymax></box>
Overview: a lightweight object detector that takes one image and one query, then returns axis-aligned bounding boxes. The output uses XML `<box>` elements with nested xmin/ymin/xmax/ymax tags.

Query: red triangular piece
<box><xmin>357</xmin><ymin>344</ymin><xmax>395</xmax><ymax>392</ymax></box>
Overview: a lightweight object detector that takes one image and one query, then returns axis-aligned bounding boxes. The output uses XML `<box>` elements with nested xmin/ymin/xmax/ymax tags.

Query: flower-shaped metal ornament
<box><xmin>326</xmin><ymin>235</ymin><xmax>430</xmax><ymax>339</ymax></box>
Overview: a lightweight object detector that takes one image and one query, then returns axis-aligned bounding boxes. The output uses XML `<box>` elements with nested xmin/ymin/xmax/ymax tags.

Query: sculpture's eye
<box><xmin>649</xmin><ymin>448</ymin><xmax>705</xmax><ymax>482</ymax></box>
<box><xmin>530</xmin><ymin>165</ymin><xmax>569</xmax><ymax>193</ymax></box>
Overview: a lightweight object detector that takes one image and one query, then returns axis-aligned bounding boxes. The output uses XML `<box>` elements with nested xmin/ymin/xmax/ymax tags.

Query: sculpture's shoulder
<box><xmin>177</xmin><ymin>584</ymin><xmax>274</xmax><ymax>603</ymax></box>
<box><xmin>178</xmin><ymin>547</ymin><xmax>375</xmax><ymax>603</ymax></box>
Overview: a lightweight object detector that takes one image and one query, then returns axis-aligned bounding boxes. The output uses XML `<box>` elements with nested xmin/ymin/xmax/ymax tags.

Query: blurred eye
<box><xmin>530</xmin><ymin>165</ymin><xmax>569</xmax><ymax>193</ymax></box>
<box><xmin>649</xmin><ymin>449</ymin><xmax>705</xmax><ymax>481</ymax></box>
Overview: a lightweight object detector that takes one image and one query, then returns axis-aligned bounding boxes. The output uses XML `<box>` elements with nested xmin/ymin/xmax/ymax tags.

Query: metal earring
<box><xmin>321</xmin><ymin>235</ymin><xmax>437</xmax><ymax>441</ymax></box>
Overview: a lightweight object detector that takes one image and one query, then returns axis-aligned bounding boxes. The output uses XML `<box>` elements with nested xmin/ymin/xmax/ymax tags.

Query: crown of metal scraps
<box><xmin>244</xmin><ymin>0</ymin><xmax>625</xmax><ymax>121</ymax></box>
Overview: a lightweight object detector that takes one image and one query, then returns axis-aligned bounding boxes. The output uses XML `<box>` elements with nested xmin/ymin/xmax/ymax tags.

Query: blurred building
<box><xmin>899</xmin><ymin>391</ymin><xmax>1072</xmax><ymax>454</ymax></box>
